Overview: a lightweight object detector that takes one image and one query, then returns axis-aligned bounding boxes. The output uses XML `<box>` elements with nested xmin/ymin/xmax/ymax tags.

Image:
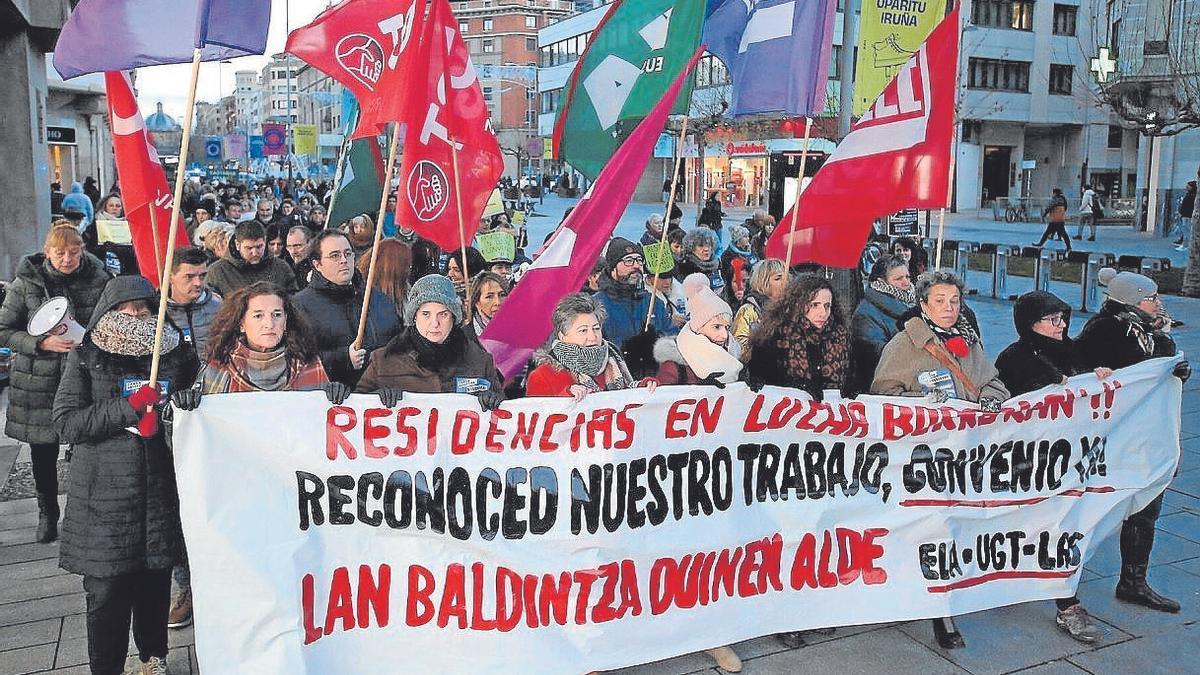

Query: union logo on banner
<box><xmin>335</xmin><ymin>34</ymin><xmax>385</xmax><ymax>90</ymax></box>
<box><xmin>830</xmin><ymin>43</ymin><xmax>932</xmax><ymax>163</ymax></box>
<box><xmin>406</xmin><ymin>159</ymin><xmax>450</xmax><ymax>222</ymax></box>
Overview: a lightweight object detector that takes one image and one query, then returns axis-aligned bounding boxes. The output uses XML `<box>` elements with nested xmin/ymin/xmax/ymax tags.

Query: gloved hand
<box><xmin>322</xmin><ymin>382</ymin><xmax>350</xmax><ymax>405</ymax></box>
<box><xmin>1174</xmin><ymin>361</ymin><xmax>1192</xmax><ymax>383</ymax></box>
<box><xmin>128</xmin><ymin>383</ymin><xmax>160</xmax><ymax>411</ymax></box>
<box><xmin>377</xmin><ymin>386</ymin><xmax>403</xmax><ymax>408</ymax></box>
<box><xmin>745</xmin><ymin>374</ymin><xmax>767</xmax><ymax>393</ymax></box>
<box><xmin>839</xmin><ymin>384</ymin><xmax>860</xmax><ymax>400</ymax></box>
<box><xmin>979</xmin><ymin>396</ymin><xmax>1003</xmax><ymax>413</ymax></box>
<box><xmin>805</xmin><ymin>384</ymin><xmax>825</xmax><ymax>403</ymax></box>
<box><xmin>476</xmin><ymin>389</ymin><xmax>504</xmax><ymax>411</ymax></box>
<box><xmin>621</xmin><ymin>328</ymin><xmax>660</xmax><ymax>377</ymax></box>
<box><xmin>926</xmin><ymin>388</ymin><xmax>951</xmax><ymax>404</ymax></box>
<box><xmin>170</xmin><ymin>388</ymin><xmax>201</xmax><ymax>411</ymax></box>
<box><xmin>699</xmin><ymin>372</ymin><xmax>727</xmax><ymax>389</ymax></box>
<box><xmin>137</xmin><ymin>411</ymin><xmax>158</xmax><ymax>437</ymax></box>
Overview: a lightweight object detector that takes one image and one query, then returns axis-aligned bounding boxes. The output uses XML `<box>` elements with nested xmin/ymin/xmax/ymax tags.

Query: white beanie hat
<box><xmin>683</xmin><ymin>273</ymin><xmax>731</xmax><ymax>331</ymax></box>
<box><xmin>1098</xmin><ymin>267</ymin><xmax>1157</xmax><ymax>307</ymax></box>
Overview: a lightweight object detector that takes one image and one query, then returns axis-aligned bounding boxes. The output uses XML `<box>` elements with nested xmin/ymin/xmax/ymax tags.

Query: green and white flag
<box><xmin>551</xmin><ymin>0</ymin><xmax>704</xmax><ymax>181</ymax></box>
<box><xmin>326</xmin><ymin>138</ymin><xmax>385</xmax><ymax>230</ymax></box>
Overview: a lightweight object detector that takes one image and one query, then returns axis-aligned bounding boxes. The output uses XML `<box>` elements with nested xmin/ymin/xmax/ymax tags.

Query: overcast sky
<box><xmin>133</xmin><ymin>0</ymin><xmax>330</xmax><ymax>122</ymax></box>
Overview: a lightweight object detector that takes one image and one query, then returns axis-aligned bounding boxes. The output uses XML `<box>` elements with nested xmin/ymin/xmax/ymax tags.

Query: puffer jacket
<box><xmin>871</xmin><ymin>316</ymin><xmax>1009</xmax><ymax>403</ymax></box>
<box><xmin>293</xmin><ymin>270</ymin><xmax>402</xmax><ymax>385</ymax></box>
<box><xmin>166</xmin><ymin>288</ymin><xmax>222</xmax><ymax>361</ymax></box>
<box><xmin>850</xmin><ymin>286</ymin><xmax>911</xmax><ymax>392</ymax></box>
<box><xmin>995</xmin><ymin>291</ymin><xmax>1083</xmax><ymax>397</ymax></box>
<box><xmin>0</xmin><ymin>252</ymin><xmax>110</xmax><ymax>443</ymax></box>
<box><xmin>356</xmin><ymin>326</ymin><xmax>503</xmax><ymax>396</ymax></box>
<box><xmin>61</xmin><ymin>182</ymin><xmax>94</xmax><ymax>227</ymax></box>
<box><xmin>205</xmin><ymin>245</ymin><xmax>297</xmax><ymax>298</ymax></box>
<box><xmin>54</xmin><ymin>276</ymin><xmax>199</xmax><ymax>577</ymax></box>
<box><xmin>1075</xmin><ymin>299</ymin><xmax>1177</xmax><ymax>370</ymax></box>
<box><xmin>592</xmin><ymin>275</ymin><xmax>677</xmax><ymax>350</ymax></box>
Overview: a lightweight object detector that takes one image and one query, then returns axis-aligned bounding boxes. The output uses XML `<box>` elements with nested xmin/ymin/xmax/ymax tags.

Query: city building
<box><xmin>262</xmin><ymin>53</ymin><xmax>302</xmax><ymax>125</ymax></box>
<box><xmin>45</xmin><ymin>55</ymin><xmax>114</xmax><ymax>200</ymax></box>
<box><xmin>457</xmin><ymin>0</ymin><xmax>575</xmax><ymax>176</ymax></box>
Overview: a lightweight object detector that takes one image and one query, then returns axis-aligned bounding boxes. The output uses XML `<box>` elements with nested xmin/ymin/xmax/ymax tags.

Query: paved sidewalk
<box><xmin>1</xmin><ymin>209</ymin><xmax>1198</xmax><ymax>674</ymax></box>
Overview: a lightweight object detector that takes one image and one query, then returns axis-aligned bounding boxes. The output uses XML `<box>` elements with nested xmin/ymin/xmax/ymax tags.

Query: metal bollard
<box><xmin>1081</xmin><ymin>253</ymin><xmax>1106</xmax><ymax>312</ymax></box>
<box><xmin>1035</xmin><ymin>249</ymin><xmax>1056</xmax><ymax>291</ymax></box>
<box><xmin>992</xmin><ymin>247</ymin><xmax>1010</xmax><ymax>299</ymax></box>
<box><xmin>955</xmin><ymin>242</ymin><xmax>971</xmax><ymax>289</ymax></box>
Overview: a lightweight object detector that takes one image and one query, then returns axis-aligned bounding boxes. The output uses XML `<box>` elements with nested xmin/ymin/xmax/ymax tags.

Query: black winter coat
<box><xmin>1075</xmin><ymin>299</ymin><xmax>1177</xmax><ymax>370</ymax></box>
<box><xmin>292</xmin><ymin>269</ymin><xmax>402</xmax><ymax>386</ymax></box>
<box><xmin>995</xmin><ymin>291</ymin><xmax>1085</xmax><ymax>397</ymax></box>
<box><xmin>0</xmin><ymin>253</ymin><xmax>110</xmax><ymax>443</ymax></box>
<box><xmin>54</xmin><ymin>276</ymin><xmax>199</xmax><ymax>577</ymax></box>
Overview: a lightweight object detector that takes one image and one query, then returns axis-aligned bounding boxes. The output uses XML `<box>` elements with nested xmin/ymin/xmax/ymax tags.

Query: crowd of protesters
<box><xmin>0</xmin><ymin>177</ymin><xmax>1192</xmax><ymax>675</ymax></box>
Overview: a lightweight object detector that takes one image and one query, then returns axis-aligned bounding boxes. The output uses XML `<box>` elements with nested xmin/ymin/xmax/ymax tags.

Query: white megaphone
<box><xmin>27</xmin><ymin>297</ymin><xmax>86</xmax><ymax>346</ymax></box>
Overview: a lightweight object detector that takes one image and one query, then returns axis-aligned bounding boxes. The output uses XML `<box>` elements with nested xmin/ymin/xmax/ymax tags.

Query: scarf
<box><xmin>869</xmin><ymin>278</ymin><xmax>916</xmax><ymax>306</ymax></box>
<box><xmin>230</xmin><ymin>341</ymin><xmax>289</xmax><ymax>391</ymax></box>
<box><xmin>763</xmin><ymin>317</ymin><xmax>851</xmax><ymax>387</ymax></box>
<box><xmin>675</xmin><ymin>325</ymin><xmax>743</xmax><ymax>383</ymax></box>
<box><xmin>89</xmin><ymin>311</ymin><xmax>179</xmax><ymax>356</ymax></box>
<box><xmin>1112</xmin><ymin>304</ymin><xmax>1166</xmax><ymax>356</ymax></box>
<box><xmin>407</xmin><ymin>326</ymin><xmax>466</xmax><ymax>371</ymax></box>
<box><xmin>549</xmin><ymin>339</ymin><xmax>609</xmax><ymax>377</ymax></box>
<box><xmin>920</xmin><ymin>311</ymin><xmax>979</xmax><ymax>358</ymax></box>
<box><xmin>472</xmin><ymin>312</ymin><xmax>491</xmax><ymax>336</ymax></box>
<box><xmin>684</xmin><ymin>252</ymin><xmax>720</xmax><ymax>274</ymax></box>
<box><xmin>548</xmin><ymin>341</ymin><xmax>633</xmax><ymax>392</ymax></box>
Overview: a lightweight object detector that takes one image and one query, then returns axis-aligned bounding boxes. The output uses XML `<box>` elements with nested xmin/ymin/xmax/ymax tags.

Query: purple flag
<box><xmin>703</xmin><ymin>0</ymin><xmax>838</xmax><ymax>117</ymax></box>
<box><xmin>54</xmin><ymin>0</ymin><xmax>271</xmax><ymax>80</ymax></box>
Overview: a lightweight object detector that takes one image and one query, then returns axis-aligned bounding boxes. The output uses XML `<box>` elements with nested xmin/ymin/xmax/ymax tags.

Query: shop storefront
<box><xmin>47</xmin><ymin>125</ymin><xmax>78</xmax><ymax>186</ymax></box>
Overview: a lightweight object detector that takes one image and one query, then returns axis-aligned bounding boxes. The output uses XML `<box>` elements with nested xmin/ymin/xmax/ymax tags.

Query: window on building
<box><xmin>1052</xmin><ymin>4</ymin><xmax>1077</xmax><ymax>35</ymax></box>
<box><xmin>527</xmin><ymin>37</ymin><xmax>537</xmax><ymax>51</ymax></box>
<box><xmin>540</xmin><ymin>45</ymin><xmax>551</xmax><ymax>67</ymax></box>
<box><xmin>483</xmin><ymin>39</ymin><xmax>495</xmax><ymax>53</ymax></box>
<box><xmin>1048</xmin><ymin>64</ymin><xmax>1073</xmax><ymax>94</ymax></box>
<box><xmin>540</xmin><ymin>89</ymin><xmax>561</xmax><ymax>114</ymax></box>
<box><xmin>526</xmin><ymin>16</ymin><xmax>538</xmax><ymax>28</ymax></box>
<box><xmin>460</xmin><ymin>21</ymin><xmax>469</xmax><ymax>34</ymax></box>
<box><xmin>1110</xmin><ymin>19</ymin><xmax>1121</xmax><ymax>58</ymax></box>
<box><xmin>829</xmin><ymin>45</ymin><xmax>841</xmax><ymax>80</ymax></box>
<box><xmin>526</xmin><ymin>109</ymin><xmax>537</xmax><ymax>126</ymax></box>
<box><xmin>484</xmin><ymin>19</ymin><xmax>493</xmax><ymax>31</ymax></box>
<box><xmin>483</xmin><ymin>86</ymin><xmax>494</xmax><ymax>102</ymax></box>
<box><xmin>971</xmin><ymin>0</ymin><xmax>1035</xmax><ymax>31</ymax></box>
<box><xmin>695</xmin><ymin>54</ymin><xmax>730</xmax><ymax>87</ymax></box>
<box><xmin>1108</xmin><ymin>125</ymin><xmax>1123</xmax><ymax>149</ymax></box>
<box><xmin>967</xmin><ymin>57</ymin><xmax>1031</xmax><ymax>91</ymax></box>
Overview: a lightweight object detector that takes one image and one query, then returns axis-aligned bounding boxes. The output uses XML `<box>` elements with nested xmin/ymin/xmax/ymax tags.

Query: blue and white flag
<box><xmin>703</xmin><ymin>0</ymin><xmax>838</xmax><ymax>117</ymax></box>
<box><xmin>54</xmin><ymin>0</ymin><xmax>271</xmax><ymax>80</ymax></box>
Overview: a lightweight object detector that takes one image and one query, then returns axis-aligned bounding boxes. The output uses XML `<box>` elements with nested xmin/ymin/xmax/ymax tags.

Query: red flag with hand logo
<box><xmin>104</xmin><ymin>71</ymin><xmax>189</xmax><ymax>288</ymax></box>
<box><xmin>765</xmin><ymin>5</ymin><xmax>959</xmax><ymax>268</ymax></box>
<box><xmin>394</xmin><ymin>0</ymin><xmax>503</xmax><ymax>251</ymax></box>
<box><xmin>285</xmin><ymin>0</ymin><xmax>425</xmax><ymax>140</ymax></box>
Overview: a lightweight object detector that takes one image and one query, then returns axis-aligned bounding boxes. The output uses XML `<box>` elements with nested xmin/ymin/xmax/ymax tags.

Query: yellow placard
<box><xmin>293</xmin><ymin>124</ymin><xmax>318</xmax><ymax>156</ymax></box>
<box><xmin>477</xmin><ymin>231</ymin><xmax>516</xmax><ymax>263</ymax></box>
<box><xmin>95</xmin><ymin>219</ymin><xmax>132</xmax><ymax>245</ymax></box>
<box><xmin>482</xmin><ymin>188</ymin><xmax>506</xmax><ymax>218</ymax></box>
<box><xmin>852</xmin><ymin>0</ymin><xmax>948</xmax><ymax>116</ymax></box>
<box><xmin>543</xmin><ymin>138</ymin><xmax>553</xmax><ymax>160</ymax></box>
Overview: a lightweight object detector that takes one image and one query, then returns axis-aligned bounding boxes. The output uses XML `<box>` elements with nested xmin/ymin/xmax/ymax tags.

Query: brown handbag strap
<box><xmin>922</xmin><ymin>342</ymin><xmax>981</xmax><ymax>400</ymax></box>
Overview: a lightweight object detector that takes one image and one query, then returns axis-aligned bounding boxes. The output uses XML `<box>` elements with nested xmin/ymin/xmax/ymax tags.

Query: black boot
<box><xmin>1115</xmin><ymin>563</ymin><xmax>1180</xmax><ymax>613</ymax></box>
<box><xmin>35</xmin><ymin>492</ymin><xmax>59</xmax><ymax>544</ymax></box>
<box><xmin>932</xmin><ymin>617</ymin><xmax>965</xmax><ymax>649</ymax></box>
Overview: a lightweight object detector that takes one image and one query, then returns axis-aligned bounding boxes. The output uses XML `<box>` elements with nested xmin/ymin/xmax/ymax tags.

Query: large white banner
<box><xmin>174</xmin><ymin>358</ymin><xmax>1184</xmax><ymax>674</ymax></box>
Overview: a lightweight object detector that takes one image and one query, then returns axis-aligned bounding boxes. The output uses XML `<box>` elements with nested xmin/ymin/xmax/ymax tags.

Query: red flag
<box><xmin>394</xmin><ymin>0</ymin><xmax>503</xmax><ymax>251</ymax></box>
<box><xmin>104</xmin><ymin>71</ymin><xmax>189</xmax><ymax>288</ymax></box>
<box><xmin>285</xmin><ymin>0</ymin><xmax>425</xmax><ymax>140</ymax></box>
<box><xmin>480</xmin><ymin>49</ymin><xmax>705</xmax><ymax>380</ymax></box>
<box><xmin>766</xmin><ymin>5</ymin><xmax>959</xmax><ymax>268</ymax></box>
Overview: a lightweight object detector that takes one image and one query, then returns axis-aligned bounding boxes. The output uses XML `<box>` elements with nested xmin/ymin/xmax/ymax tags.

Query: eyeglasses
<box><xmin>1143</xmin><ymin>294</ymin><xmax>1162</xmax><ymax>304</ymax></box>
<box><xmin>619</xmin><ymin>255</ymin><xmax>644</xmax><ymax>266</ymax></box>
<box><xmin>1039</xmin><ymin>314</ymin><xmax>1066</xmax><ymax>327</ymax></box>
<box><xmin>324</xmin><ymin>250</ymin><xmax>355</xmax><ymax>262</ymax></box>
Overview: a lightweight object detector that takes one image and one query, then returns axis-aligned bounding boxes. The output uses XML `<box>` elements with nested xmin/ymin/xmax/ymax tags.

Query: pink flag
<box><xmin>480</xmin><ymin>49</ymin><xmax>704</xmax><ymax>380</ymax></box>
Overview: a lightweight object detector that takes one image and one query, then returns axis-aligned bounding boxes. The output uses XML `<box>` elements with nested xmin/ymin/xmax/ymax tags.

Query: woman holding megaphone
<box><xmin>0</xmin><ymin>222</ymin><xmax>110</xmax><ymax>543</ymax></box>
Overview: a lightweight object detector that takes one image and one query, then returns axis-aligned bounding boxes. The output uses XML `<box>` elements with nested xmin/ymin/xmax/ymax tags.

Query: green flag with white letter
<box><xmin>551</xmin><ymin>0</ymin><xmax>704</xmax><ymax>181</ymax></box>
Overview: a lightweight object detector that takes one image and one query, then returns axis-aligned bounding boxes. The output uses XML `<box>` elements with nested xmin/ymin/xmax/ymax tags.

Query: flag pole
<box><xmin>644</xmin><ymin>116</ymin><xmax>689</xmax><ymax>331</ymax></box>
<box><xmin>354</xmin><ymin>122</ymin><xmax>402</xmax><ymax>350</ymax></box>
<box><xmin>148</xmin><ymin>48</ymin><xmax>202</xmax><ymax>388</ymax></box>
<box><xmin>784</xmin><ymin>117</ymin><xmax>813</xmax><ymax>270</ymax></box>
<box><xmin>147</xmin><ymin>207</ymin><xmax>164</xmax><ymax>282</ymax></box>
<box><xmin>450</xmin><ymin>142</ymin><xmax>471</xmax><ymax>298</ymax></box>
<box><xmin>323</xmin><ymin>132</ymin><xmax>353</xmax><ymax>230</ymax></box>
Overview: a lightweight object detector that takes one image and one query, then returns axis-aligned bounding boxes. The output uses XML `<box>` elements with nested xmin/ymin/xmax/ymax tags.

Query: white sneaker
<box><xmin>1176</xmin><ymin>245</ymin><xmax>1188</xmax><ymax>251</ymax></box>
<box><xmin>140</xmin><ymin>656</ymin><xmax>168</xmax><ymax>675</ymax></box>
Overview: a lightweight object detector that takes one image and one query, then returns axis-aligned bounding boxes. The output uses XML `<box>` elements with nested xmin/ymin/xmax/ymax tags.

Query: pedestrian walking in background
<box><xmin>1174</xmin><ymin>181</ymin><xmax>1195</xmax><ymax>251</ymax></box>
<box><xmin>1075</xmin><ymin>184</ymin><xmax>1099</xmax><ymax>241</ymax></box>
<box><xmin>0</xmin><ymin>224</ymin><xmax>110</xmax><ymax>543</ymax></box>
<box><xmin>1034</xmin><ymin>188</ymin><xmax>1073</xmax><ymax>251</ymax></box>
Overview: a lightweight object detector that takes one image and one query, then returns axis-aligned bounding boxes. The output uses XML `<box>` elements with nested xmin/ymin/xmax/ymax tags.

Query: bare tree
<box><xmin>685</xmin><ymin>84</ymin><xmax>732</xmax><ymax>215</ymax></box>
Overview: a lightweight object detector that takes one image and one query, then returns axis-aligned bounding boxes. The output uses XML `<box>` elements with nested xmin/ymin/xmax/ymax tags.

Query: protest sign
<box><xmin>174</xmin><ymin>358</ymin><xmax>1182</xmax><ymax>674</ymax></box>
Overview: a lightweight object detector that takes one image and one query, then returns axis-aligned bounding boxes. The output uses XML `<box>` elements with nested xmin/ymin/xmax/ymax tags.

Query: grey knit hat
<box><xmin>1098</xmin><ymin>267</ymin><xmax>1157</xmax><ymax>307</ymax></box>
<box><xmin>404</xmin><ymin>274</ymin><xmax>463</xmax><ymax>325</ymax></box>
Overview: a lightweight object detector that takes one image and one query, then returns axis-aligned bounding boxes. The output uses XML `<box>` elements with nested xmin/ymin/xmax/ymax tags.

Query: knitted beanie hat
<box><xmin>683</xmin><ymin>272</ymin><xmax>731</xmax><ymax>331</ymax></box>
<box><xmin>604</xmin><ymin>237</ymin><xmax>641</xmax><ymax>270</ymax></box>
<box><xmin>404</xmin><ymin>274</ymin><xmax>463</xmax><ymax>325</ymax></box>
<box><xmin>1098</xmin><ymin>267</ymin><xmax>1157</xmax><ymax>307</ymax></box>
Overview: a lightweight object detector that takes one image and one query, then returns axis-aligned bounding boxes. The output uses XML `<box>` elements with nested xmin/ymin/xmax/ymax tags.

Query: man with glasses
<box><xmin>593</xmin><ymin>237</ymin><xmax>678</xmax><ymax>377</ymax></box>
<box><xmin>206</xmin><ymin>221</ymin><xmax>298</xmax><ymax>298</ymax></box>
<box><xmin>293</xmin><ymin>230</ymin><xmax>401</xmax><ymax>386</ymax></box>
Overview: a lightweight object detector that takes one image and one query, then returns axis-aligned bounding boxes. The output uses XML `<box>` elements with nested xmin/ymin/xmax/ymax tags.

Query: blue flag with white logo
<box><xmin>703</xmin><ymin>0</ymin><xmax>838</xmax><ymax>117</ymax></box>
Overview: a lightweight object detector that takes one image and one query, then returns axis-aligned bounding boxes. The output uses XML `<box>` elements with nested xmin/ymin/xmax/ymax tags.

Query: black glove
<box><xmin>170</xmin><ymin>388</ymin><xmax>201</xmax><ymax>411</ymax></box>
<box><xmin>476</xmin><ymin>389</ymin><xmax>505</xmax><ymax>411</ymax></box>
<box><xmin>378</xmin><ymin>386</ymin><xmax>403</xmax><ymax>408</ymax></box>
<box><xmin>745</xmin><ymin>374</ymin><xmax>767</xmax><ymax>393</ymax></box>
<box><xmin>1174</xmin><ymin>361</ymin><xmax>1192</xmax><ymax>383</ymax></box>
<box><xmin>839</xmin><ymin>384</ymin><xmax>860</xmax><ymax>400</ymax></box>
<box><xmin>621</xmin><ymin>328</ymin><xmax>660</xmax><ymax>377</ymax></box>
<box><xmin>805</xmin><ymin>384</ymin><xmax>825</xmax><ymax>403</ymax></box>
<box><xmin>699</xmin><ymin>372</ymin><xmax>727</xmax><ymax>389</ymax></box>
<box><xmin>322</xmin><ymin>382</ymin><xmax>349</xmax><ymax>405</ymax></box>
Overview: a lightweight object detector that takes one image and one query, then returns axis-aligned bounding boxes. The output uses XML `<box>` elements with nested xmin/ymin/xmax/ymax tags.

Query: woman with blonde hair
<box><xmin>731</xmin><ymin>258</ymin><xmax>786</xmax><ymax>352</ymax></box>
<box><xmin>355</xmin><ymin>239</ymin><xmax>412</xmax><ymax>321</ymax></box>
<box><xmin>464</xmin><ymin>271</ymin><xmax>509</xmax><ymax>340</ymax></box>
